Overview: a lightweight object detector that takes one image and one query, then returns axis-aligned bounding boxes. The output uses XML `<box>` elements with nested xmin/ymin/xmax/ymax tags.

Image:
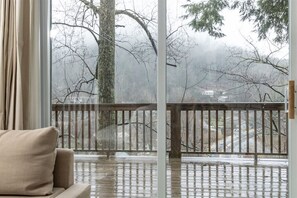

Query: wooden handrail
<box><xmin>52</xmin><ymin>103</ymin><xmax>285</xmax><ymax>111</ymax></box>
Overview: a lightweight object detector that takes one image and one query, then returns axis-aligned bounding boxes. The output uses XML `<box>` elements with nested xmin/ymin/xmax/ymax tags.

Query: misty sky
<box><xmin>52</xmin><ymin>0</ymin><xmax>288</xmax><ymax>57</ymax></box>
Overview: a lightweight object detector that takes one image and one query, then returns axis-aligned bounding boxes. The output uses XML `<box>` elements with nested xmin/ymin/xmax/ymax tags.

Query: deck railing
<box><xmin>52</xmin><ymin>103</ymin><xmax>288</xmax><ymax>159</ymax></box>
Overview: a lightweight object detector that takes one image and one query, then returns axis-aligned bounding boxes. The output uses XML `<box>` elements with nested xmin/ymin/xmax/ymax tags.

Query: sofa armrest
<box><xmin>53</xmin><ymin>148</ymin><xmax>74</xmax><ymax>189</ymax></box>
<box><xmin>55</xmin><ymin>184</ymin><xmax>91</xmax><ymax>198</ymax></box>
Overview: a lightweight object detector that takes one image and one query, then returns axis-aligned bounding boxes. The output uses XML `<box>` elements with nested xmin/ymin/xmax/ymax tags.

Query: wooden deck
<box><xmin>74</xmin><ymin>156</ymin><xmax>288</xmax><ymax>198</ymax></box>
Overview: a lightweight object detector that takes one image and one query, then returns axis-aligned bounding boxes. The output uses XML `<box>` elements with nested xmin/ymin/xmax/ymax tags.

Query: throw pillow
<box><xmin>0</xmin><ymin>127</ymin><xmax>58</xmax><ymax>195</ymax></box>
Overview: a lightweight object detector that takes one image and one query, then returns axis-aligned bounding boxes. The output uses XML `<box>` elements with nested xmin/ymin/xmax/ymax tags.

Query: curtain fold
<box><xmin>0</xmin><ymin>0</ymin><xmax>41</xmax><ymax>130</ymax></box>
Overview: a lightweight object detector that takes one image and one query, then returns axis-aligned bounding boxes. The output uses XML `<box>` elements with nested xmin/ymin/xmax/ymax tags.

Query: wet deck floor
<box><xmin>74</xmin><ymin>156</ymin><xmax>288</xmax><ymax>198</ymax></box>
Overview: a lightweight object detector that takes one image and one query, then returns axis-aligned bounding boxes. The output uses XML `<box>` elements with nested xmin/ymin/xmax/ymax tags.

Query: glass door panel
<box><xmin>167</xmin><ymin>0</ymin><xmax>288</xmax><ymax>197</ymax></box>
<box><xmin>51</xmin><ymin>0</ymin><xmax>159</xmax><ymax>196</ymax></box>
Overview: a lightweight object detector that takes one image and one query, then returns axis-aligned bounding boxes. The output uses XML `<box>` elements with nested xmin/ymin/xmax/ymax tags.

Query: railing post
<box><xmin>170</xmin><ymin>105</ymin><xmax>181</xmax><ymax>158</ymax></box>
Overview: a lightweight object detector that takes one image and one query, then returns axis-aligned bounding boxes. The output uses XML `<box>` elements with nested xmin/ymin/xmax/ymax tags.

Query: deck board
<box><xmin>74</xmin><ymin>157</ymin><xmax>288</xmax><ymax>198</ymax></box>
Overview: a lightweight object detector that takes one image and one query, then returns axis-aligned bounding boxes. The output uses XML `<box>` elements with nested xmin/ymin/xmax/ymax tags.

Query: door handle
<box><xmin>289</xmin><ymin>80</ymin><xmax>295</xmax><ymax>119</ymax></box>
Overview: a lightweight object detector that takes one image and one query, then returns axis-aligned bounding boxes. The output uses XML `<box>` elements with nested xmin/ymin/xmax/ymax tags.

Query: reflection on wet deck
<box><xmin>74</xmin><ymin>157</ymin><xmax>288</xmax><ymax>198</ymax></box>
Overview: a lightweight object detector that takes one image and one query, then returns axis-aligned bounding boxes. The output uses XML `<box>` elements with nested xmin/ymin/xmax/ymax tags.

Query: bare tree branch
<box><xmin>53</xmin><ymin>22</ymin><xmax>99</xmax><ymax>44</ymax></box>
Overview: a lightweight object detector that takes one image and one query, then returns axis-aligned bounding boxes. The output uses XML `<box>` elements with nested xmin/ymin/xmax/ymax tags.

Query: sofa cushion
<box><xmin>0</xmin><ymin>127</ymin><xmax>58</xmax><ymax>196</ymax></box>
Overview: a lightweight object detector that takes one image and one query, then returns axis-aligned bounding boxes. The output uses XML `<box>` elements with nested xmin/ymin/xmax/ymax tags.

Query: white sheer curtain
<box><xmin>0</xmin><ymin>0</ymin><xmax>41</xmax><ymax>130</ymax></box>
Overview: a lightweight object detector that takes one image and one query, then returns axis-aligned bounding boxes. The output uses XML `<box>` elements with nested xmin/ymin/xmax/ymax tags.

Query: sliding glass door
<box><xmin>50</xmin><ymin>0</ymin><xmax>297</xmax><ymax>197</ymax></box>
<box><xmin>51</xmin><ymin>0</ymin><xmax>162</xmax><ymax>196</ymax></box>
<box><xmin>167</xmin><ymin>0</ymin><xmax>289</xmax><ymax>197</ymax></box>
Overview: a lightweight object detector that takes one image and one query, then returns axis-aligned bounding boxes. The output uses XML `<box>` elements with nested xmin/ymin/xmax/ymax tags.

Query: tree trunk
<box><xmin>98</xmin><ymin>0</ymin><xmax>115</xmax><ymax>150</ymax></box>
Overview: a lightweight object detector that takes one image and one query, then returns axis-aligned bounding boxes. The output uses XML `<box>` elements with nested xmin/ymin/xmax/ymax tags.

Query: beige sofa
<box><xmin>0</xmin><ymin>127</ymin><xmax>90</xmax><ymax>197</ymax></box>
<box><xmin>0</xmin><ymin>148</ymin><xmax>91</xmax><ymax>198</ymax></box>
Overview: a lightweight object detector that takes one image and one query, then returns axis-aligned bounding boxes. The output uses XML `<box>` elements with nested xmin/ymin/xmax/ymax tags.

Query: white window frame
<box><xmin>40</xmin><ymin>0</ymin><xmax>51</xmax><ymax>127</ymax></box>
<box><xmin>157</xmin><ymin>0</ymin><xmax>167</xmax><ymax>197</ymax></box>
<box><xmin>289</xmin><ymin>0</ymin><xmax>297</xmax><ymax>197</ymax></box>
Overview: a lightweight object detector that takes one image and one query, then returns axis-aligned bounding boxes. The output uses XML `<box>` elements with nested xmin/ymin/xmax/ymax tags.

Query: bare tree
<box><xmin>209</xmin><ymin>37</ymin><xmax>288</xmax><ymax>102</ymax></box>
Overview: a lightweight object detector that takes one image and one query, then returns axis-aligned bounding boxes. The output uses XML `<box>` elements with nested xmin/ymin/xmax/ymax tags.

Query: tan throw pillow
<box><xmin>0</xmin><ymin>127</ymin><xmax>58</xmax><ymax>196</ymax></box>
